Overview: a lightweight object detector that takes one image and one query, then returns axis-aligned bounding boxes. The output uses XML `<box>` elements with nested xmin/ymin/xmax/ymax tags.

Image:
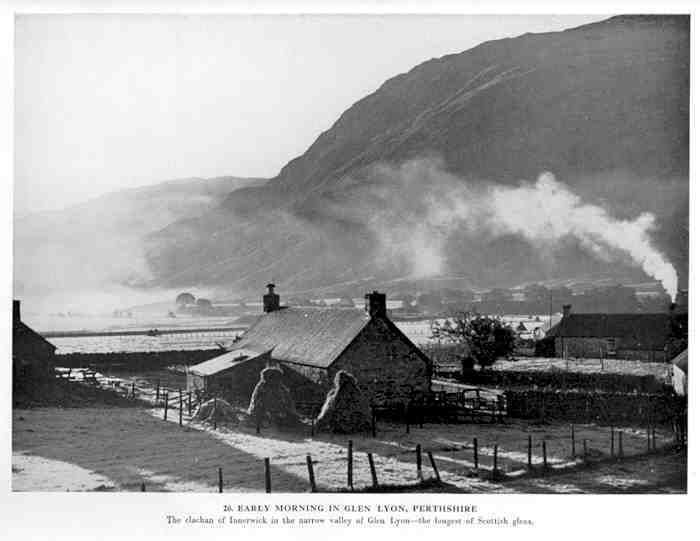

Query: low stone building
<box><xmin>186</xmin><ymin>348</ymin><xmax>270</xmax><ymax>406</ymax></box>
<box><xmin>546</xmin><ymin>304</ymin><xmax>683</xmax><ymax>362</ymax></box>
<box><xmin>12</xmin><ymin>300</ymin><xmax>56</xmax><ymax>381</ymax></box>
<box><xmin>187</xmin><ymin>285</ymin><xmax>432</xmax><ymax>406</ymax></box>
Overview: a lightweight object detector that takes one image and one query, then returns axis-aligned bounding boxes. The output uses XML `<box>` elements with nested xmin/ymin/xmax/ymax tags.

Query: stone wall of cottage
<box><xmin>331</xmin><ymin>317</ymin><xmax>431</xmax><ymax>406</ymax></box>
<box><xmin>554</xmin><ymin>337</ymin><xmax>666</xmax><ymax>362</ymax></box>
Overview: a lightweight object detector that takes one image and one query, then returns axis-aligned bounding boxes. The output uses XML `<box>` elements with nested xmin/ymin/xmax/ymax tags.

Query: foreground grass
<box><xmin>13</xmin><ymin>405</ymin><xmax>682</xmax><ymax>493</ymax></box>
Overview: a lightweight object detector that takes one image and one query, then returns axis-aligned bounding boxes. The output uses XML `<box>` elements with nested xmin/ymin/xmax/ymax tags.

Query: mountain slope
<box><xmin>14</xmin><ymin>176</ymin><xmax>265</xmax><ymax>296</ymax></box>
<box><xmin>148</xmin><ymin>16</ymin><xmax>688</xmax><ymax>293</ymax></box>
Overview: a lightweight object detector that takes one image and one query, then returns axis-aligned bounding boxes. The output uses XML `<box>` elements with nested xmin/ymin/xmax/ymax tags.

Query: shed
<box><xmin>12</xmin><ymin>300</ymin><xmax>56</xmax><ymax>381</ymax></box>
<box><xmin>187</xmin><ymin>348</ymin><xmax>270</xmax><ymax>406</ymax></box>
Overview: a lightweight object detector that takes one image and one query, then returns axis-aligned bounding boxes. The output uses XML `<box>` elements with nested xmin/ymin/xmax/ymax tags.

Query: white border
<box><xmin>0</xmin><ymin>2</ymin><xmax>697</xmax><ymax>540</ymax></box>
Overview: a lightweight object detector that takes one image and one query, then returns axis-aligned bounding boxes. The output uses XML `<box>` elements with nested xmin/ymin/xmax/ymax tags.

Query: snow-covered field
<box><xmin>12</xmin><ymin>407</ymin><xmax>677</xmax><ymax>493</ymax></box>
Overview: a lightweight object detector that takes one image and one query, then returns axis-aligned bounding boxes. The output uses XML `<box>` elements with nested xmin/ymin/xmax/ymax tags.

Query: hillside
<box><xmin>144</xmin><ymin>15</ymin><xmax>688</xmax><ymax>296</ymax></box>
<box><xmin>14</xmin><ymin>176</ymin><xmax>265</xmax><ymax>296</ymax></box>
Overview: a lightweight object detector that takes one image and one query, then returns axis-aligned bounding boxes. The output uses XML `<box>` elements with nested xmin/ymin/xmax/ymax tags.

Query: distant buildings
<box><xmin>12</xmin><ymin>300</ymin><xmax>56</xmax><ymax>382</ymax></box>
<box><xmin>187</xmin><ymin>286</ymin><xmax>432</xmax><ymax>406</ymax></box>
<box><xmin>546</xmin><ymin>304</ymin><xmax>686</xmax><ymax>362</ymax></box>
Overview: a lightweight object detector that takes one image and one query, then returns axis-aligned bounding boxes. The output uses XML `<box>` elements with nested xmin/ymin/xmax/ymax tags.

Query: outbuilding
<box><xmin>12</xmin><ymin>300</ymin><xmax>56</xmax><ymax>382</ymax></box>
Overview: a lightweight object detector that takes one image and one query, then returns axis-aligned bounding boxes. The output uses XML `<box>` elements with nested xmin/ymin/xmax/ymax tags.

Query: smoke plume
<box><xmin>346</xmin><ymin>159</ymin><xmax>678</xmax><ymax>299</ymax></box>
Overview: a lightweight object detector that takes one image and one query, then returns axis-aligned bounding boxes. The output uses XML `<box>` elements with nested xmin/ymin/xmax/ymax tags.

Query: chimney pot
<box><xmin>365</xmin><ymin>291</ymin><xmax>387</xmax><ymax>318</ymax></box>
<box><xmin>263</xmin><ymin>284</ymin><xmax>280</xmax><ymax>313</ymax></box>
<box><xmin>562</xmin><ymin>304</ymin><xmax>572</xmax><ymax>318</ymax></box>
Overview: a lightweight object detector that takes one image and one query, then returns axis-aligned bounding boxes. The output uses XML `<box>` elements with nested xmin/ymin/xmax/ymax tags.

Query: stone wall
<box><xmin>332</xmin><ymin>317</ymin><xmax>431</xmax><ymax>406</ymax></box>
<box><xmin>504</xmin><ymin>388</ymin><xmax>683</xmax><ymax>426</ymax></box>
<box><xmin>554</xmin><ymin>337</ymin><xmax>665</xmax><ymax>361</ymax></box>
<box><xmin>56</xmin><ymin>349</ymin><xmax>222</xmax><ymax>370</ymax></box>
<box><xmin>464</xmin><ymin>369</ymin><xmax>668</xmax><ymax>394</ymax></box>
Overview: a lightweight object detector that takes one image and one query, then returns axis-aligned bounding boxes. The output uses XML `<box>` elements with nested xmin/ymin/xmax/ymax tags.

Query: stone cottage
<box><xmin>546</xmin><ymin>304</ymin><xmax>684</xmax><ymax>361</ymax></box>
<box><xmin>187</xmin><ymin>285</ymin><xmax>432</xmax><ymax>406</ymax></box>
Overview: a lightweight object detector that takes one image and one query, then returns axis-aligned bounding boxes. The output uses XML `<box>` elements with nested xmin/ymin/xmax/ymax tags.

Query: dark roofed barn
<box><xmin>546</xmin><ymin>304</ymin><xmax>683</xmax><ymax>361</ymax></box>
<box><xmin>187</xmin><ymin>287</ymin><xmax>432</xmax><ymax>406</ymax></box>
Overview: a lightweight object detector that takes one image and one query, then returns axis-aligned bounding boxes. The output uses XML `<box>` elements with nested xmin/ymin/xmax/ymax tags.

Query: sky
<box><xmin>14</xmin><ymin>14</ymin><xmax>605</xmax><ymax>216</ymax></box>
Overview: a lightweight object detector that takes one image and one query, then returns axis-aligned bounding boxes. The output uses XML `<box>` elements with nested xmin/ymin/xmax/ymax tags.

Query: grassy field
<box><xmin>12</xmin><ymin>406</ymin><xmax>679</xmax><ymax>493</ymax></box>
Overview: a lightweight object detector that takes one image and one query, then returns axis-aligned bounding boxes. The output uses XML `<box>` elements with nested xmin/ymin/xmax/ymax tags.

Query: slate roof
<box><xmin>546</xmin><ymin>313</ymin><xmax>672</xmax><ymax>349</ymax></box>
<box><xmin>189</xmin><ymin>348</ymin><xmax>268</xmax><ymax>377</ymax></box>
<box><xmin>229</xmin><ymin>307</ymin><xmax>372</xmax><ymax>369</ymax></box>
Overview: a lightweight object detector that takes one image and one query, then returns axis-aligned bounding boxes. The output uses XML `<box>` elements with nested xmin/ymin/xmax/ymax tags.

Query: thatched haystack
<box><xmin>246</xmin><ymin>366</ymin><xmax>300</xmax><ymax>427</ymax></box>
<box><xmin>193</xmin><ymin>397</ymin><xmax>239</xmax><ymax>426</ymax></box>
<box><xmin>315</xmin><ymin>370</ymin><xmax>372</xmax><ymax>433</ymax></box>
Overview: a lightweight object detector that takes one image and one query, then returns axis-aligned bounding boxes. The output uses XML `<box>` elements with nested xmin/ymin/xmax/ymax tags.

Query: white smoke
<box><xmin>355</xmin><ymin>160</ymin><xmax>678</xmax><ymax>300</ymax></box>
<box><xmin>486</xmin><ymin>172</ymin><xmax>678</xmax><ymax>300</ymax></box>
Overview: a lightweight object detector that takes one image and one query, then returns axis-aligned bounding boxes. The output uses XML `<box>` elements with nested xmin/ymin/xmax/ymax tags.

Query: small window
<box><xmin>606</xmin><ymin>338</ymin><xmax>617</xmax><ymax>354</ymax></box>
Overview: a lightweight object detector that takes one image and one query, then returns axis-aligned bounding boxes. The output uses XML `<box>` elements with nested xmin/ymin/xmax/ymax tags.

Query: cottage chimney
<box><xmin>263</xmin><ymin>283</ymin><xmax>280</xmax><ymax>313</ymax></box>
<box><xmin>562</xmin><ymin>304</ymin><xmax>572</xmax><ymax>318</ymax></box>
<box><xmin>365</xmin><ymin>291</ymin><xmax>386</xmax><ymax>318</ymax></box>
<box><xmin>13</xmin><ymin>300</ymin><xmax>20</xmax><ymax>323</ymax></box>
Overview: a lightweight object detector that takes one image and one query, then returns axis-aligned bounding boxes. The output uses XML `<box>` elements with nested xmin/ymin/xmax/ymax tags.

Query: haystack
<box><xmin>315</xmin><ymin>370</ymin><xmax>372</xmax><ymax>433</ymax></box>
<box><xmin>246</xmin><ymin>366</ymin><xmax>300</xmax><ymax>427</ymax></box>
<box><xmin>193</xmin><ymin>397</ymin><xmax>239</xmax><ymax>426</ymax></box>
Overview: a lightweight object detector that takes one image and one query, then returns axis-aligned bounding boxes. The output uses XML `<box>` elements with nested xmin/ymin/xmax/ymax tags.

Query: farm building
<box><xmin>187</xmin><ymin>285</ymin><xmax>432</xmax><ymax>406</ymax></box>
<box><xmin>546</xmin><ymin>304</ymin><xmax>685</xmax><ymax>361</ymax></box>
<box><xmin>671</xmin><ymin>349</ymin><xmax>687</xmax><ymax>396</ymax></box>
<box><xmin>12</xmin><ymin>300</ymin><xmax>56</xmax><ymax>381</ymax></box>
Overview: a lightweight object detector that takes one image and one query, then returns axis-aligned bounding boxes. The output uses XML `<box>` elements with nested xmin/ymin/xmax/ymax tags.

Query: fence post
<box><xmin>218</xmin><ymin>467</ymin><xmax>223</xmax><ymax>493</ymax></box>
<box><xmin>213</xmin><ymin>397</ymin><xmax>217</xmax><ymax>430</ymax></box>
<box><xmin>527</xmin><ymin>435</ymin><xmax>532</xmax><ymax>469</ymax></box>
<box><xmin>618</xmin><ymin>431</ymin><xmax>623</xmax><ymax>458</ymax></box>
<box><xmin>347</xmin><ymin>440</ymin><xmax>354</xmax><ymax>491</ymax></box>
<box><xmin>427</xmin><ymin>451</ymin><xmax>441</xmax><ymax>483</ymax></box>
<box><xmin>156</xmin><ymin>380</ymin><xmax>160</xmax><ymax>402</ymax></box>
<box><xmin>306</xmin><ymin>455</ymin><xmax>317</xmax><ymax>493</ymax></box>
<box><xmin>264</xmin><ymin>458</ymin><xmax>271</xmax><ymax>493</ymax></box>
<box><xmin>610</xmin><ymin>426</ymin><xmax>615</xmax><ymax>457</ymax></box>
<box><xmin>371</xmin><ymin>406</ymin><xmax>377</xmax><ymax>438</ymax></box>
<box><xmin>131</xmin><ymin>382</ymin><xmax>136</xmax><ymax>400</ymax></box>
<box><xmin>179</xmin><ymin>391</ymin><xmax>183</xmax><ymax>427</ymax></box>
<box><xmin>188</xmin><ymin>392</ymin><xmax>192</xmax><ymax>416</ymax></box>
<box><xmin>473</xmin><ymin>437</ymin><xmax>479</xmax><ymax>470</ymax></box>
<box><xmin>140</xmin><ymin>481</ymin><xmax>146</xmax><ymax>492</ymax></box>
<box><xmin>416</xmin><ymin>444</ymin><xmax>422</xmax><ymax>478</ymax></box>
<box><xmin>367</xmin><ymin>453</ymin><xmax>378</xmax><ymax>488</ymax></box>
<box><xmin>163</xmin><ymin>392</ymin><xmax>169</xmax><ymax>421</ymax></box>
<box><xmin>570</xmin><ymin>424</ymin><xmax>576</xmax><ymax>458</ymax></box>
<box><xmin>492</xmin><ymin>444</ymin><xmax>498</xmax><ymax>481</ymax></box>
<box><xmin>405</xmin><ymin>403</ymin><xmax>410</xmax><ymax>434</ymax></box>
<box><xmin>542</xmin><ymin>441</ymin><xmax>548</xmax><ymax>474</ymax></box>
